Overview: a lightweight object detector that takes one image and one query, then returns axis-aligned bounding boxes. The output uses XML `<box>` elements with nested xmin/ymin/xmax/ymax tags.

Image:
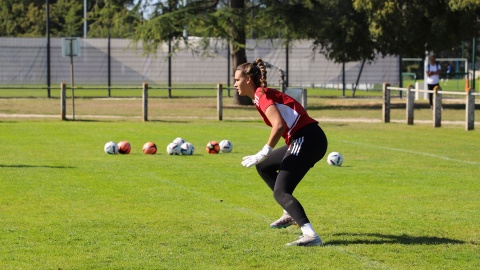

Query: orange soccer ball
<box><xmin>143</xmin><ymin>142</ymin><xmax>157</xmax><ymax>155</ymax></box>
<box><xmin>206</xmin><ymin>141</ymin><xmax>220</xmax><ymax>154</ymax></box>
<box><xmin>117</xmin><ymin>141</ymin><xmax>131</xmax><ymax>154</ymax></box>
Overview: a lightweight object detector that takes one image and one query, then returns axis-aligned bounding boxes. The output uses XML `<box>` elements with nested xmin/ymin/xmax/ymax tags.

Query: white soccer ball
<box><xmin>327</xmin><ymin>152</ymin><xmax>343</xmax><ymax>166</ymax></box>
<box><xmin>219</xmin><ymin>140</ymin><xmax>233</xmax><ymax>153</ymax></box>
<box><xmin>180</xmin><ymin>142</ymin><xmax>195</xmax><ymax>155</ymax></box>
<box><xmin>104</xmin><ymin>141</ymin><xmax>118</xmax><ymax>155</ymax></box>
<box><xmin>166</xmin><ymin>142</ymin><xmax>181</xmax><ymax>155</ymax></box>
<box><xmin>173</xmin><ymin>137</ymin><xmax>185</xmax><ymax>145</ymax></box>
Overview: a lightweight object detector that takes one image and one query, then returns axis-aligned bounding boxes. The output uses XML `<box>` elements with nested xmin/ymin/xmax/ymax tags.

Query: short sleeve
<box><xmin>257</xmin><ymin>92</ymin><xmax>275</xmax><ymax>113</ymax></box>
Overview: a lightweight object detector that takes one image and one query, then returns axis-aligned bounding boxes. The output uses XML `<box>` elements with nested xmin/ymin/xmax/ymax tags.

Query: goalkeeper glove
<box><xmin>241</xmin><ymin>144</ymin><xmax>273</xmax><ymax>168</ymax></box>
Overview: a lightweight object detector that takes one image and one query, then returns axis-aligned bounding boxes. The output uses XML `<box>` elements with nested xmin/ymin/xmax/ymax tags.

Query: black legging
<box><xmin>255</xmin><ymin>124</ymin><xmax>328</xmax><ymax>227</ymax></box>
<box><xmin>428</xmin><ymin>84</ymin><xmax>439</xmax><ymax>106</ymax></box>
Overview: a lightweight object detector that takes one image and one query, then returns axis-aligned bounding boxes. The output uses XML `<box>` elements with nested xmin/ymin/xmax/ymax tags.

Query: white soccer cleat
<box><xmin>286</xmin><ymin>234</ymin><xmax>323</xmax><ymax>247</ymax></box>
<box><xmin>270</xmin><ymin>214</ymin><xmax>297</xmax><ymax>229</ymax></box>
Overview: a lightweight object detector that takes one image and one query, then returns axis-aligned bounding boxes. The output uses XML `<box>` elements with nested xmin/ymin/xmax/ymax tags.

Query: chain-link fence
<box><xmin>0</xmin><ymin>37</ymin><xmax>400</xmax><ymax>90</ymax></box>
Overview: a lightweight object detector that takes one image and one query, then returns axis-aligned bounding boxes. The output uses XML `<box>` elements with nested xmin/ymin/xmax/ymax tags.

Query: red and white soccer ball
<box><xmin>180</xmin><ymin>142</ymin><xmax>195</xmax><ymax>155</ymax></box>
<box><xmin>104</xmin><ymin>141</ymin><xmax>118</xmax><ymax>155</ymax></box>
<box><xmin>327</xmin><ymin>152</ymin><xmax>343</xmax><ymax>166</ymax></box>
<box><xmin>219</xmin><ymin>140</ymin><xmax>233</xmax><ymax>153</ymax></box>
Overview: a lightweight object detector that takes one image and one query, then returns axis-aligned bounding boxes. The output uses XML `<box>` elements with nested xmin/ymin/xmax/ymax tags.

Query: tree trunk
<box><xmin>230</xmin><ymin>0</ymin><xmax>254</xmax><ymax>105</ymax></box>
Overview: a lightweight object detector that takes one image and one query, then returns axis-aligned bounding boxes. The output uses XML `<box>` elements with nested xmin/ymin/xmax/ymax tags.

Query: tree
<box><xmin>53</xmin><ymin>0</ymin><xmax>84</xmax><ymax>37</ymax></box>
<box><xmin>0</xmin><ymin>0</ymin><xmax>137</xmax><ymax>37</ymax></box>
<box><xmin>88</xmin><ymin>0</ymin><xmax>140</xmax><ymax>38</ymax></box>
<box><xmin>0</xmin><ymin>1</ymin><xmax>43</xmax><ymax>36</ymax></box>
<box><xmin>124</xmin><ymin>0</ymin><xmax>255</xmax><ymax>104</ymax></box>
<box><xmin>227</xmin><ymin>0</ymin><xmax>252</xmax><ymax>105</ymax></box>
<box><xmin>310</xmin><ymin>0</ymin><xmax>376</xmax><ymax>63</ymax></box>
<box><xmin>353</xmin><ymin>0</ymin><xmax>479</xmax><ymax>58</ymax></box>
<box><xmin>0</xmin><ymin>0</ymin><xmax>86</xmax><ymax>37</ymax></box>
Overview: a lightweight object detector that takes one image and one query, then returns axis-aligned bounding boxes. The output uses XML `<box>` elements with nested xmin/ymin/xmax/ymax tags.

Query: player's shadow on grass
<box><xmin>223</xmin><ymin>105</ymin><xmax>257</xmax><ymax>110</ymax></box>
<box><xmin>0</xmin><ymin>165</ymin><xmax>75</xmax><ymax>169</ymax></box>
<box><xmin>325</xmin><ymin>233</ymin><xmax>465</xmax><ymax>246</ymax></box>
<box><xmin>149</xmin><ymin>120</ymin><xmax>190</xmax><ymax>123</ymax></box>
<box><xmin>224</xmin><ymin>119</ymin><xmax>261</xmax><ymax>123</ymax></box>
<box><xmin>65</xmin><ymin>119</ymin><xmax>111</xmax><ymax>122</ymax></box>
<box><xmin>0</xmin><ymin>120</ymin><xmax>19</xmax><ymax>123</ymax></box>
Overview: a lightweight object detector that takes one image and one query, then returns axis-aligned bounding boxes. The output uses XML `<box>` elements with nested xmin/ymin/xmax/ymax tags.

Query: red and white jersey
<box><xmin>254</xmin><ymin>87</ymin><xmax>318</xmax><ymax>146</ymax></box>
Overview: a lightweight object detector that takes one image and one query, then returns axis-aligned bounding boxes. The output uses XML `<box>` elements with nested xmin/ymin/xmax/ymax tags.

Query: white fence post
<box><xmin>61</xmin><ymin>82</ymin><xmax>66</xmax><ymax>120</ymax></box>
<box><xmin>414</xmin><ymin>82</ymin><xmax>420</xmax><ymax>100</ymax></box>
<box><xmin>217</xmin><ymin>83</ymin><xmax>223</xmax><ymax>121</ymax></box>
<box><xmin>382</xmin><ymin>83</ymin><xmax>390</xmax><ymax>123</ymax></box>
<box><xmin>406</xmin><ymin>84</ymin><xmax>415</xmax><ymax>125</ymax></box>
<box><xmin>302</xmin><ymin>88</ymin><xmax>307</xmax><ymax>111</ymax></box>
<box><xmin>143</xmin><ymin>82</ymin><xmax>148</xmax><ymax>122</ymax></box>
<box><xmin>433</xmin><ymin>86</ymin><xmax>442</xmax><ymax>128</ymax></box>
<box><xmin>466</xmin><ymin>88</ymin><xmax>475</xmax><ymax>131</ymax></box>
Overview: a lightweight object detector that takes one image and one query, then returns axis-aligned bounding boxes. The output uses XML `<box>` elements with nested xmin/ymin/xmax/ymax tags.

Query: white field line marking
<box><xmin>339</xmin><ymin>140</ymin><xmax>480</xmax><ymax>165</ymax></box>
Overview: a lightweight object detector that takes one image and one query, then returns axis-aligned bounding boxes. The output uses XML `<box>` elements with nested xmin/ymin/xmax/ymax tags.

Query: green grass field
<box><xmin>0</xmin><ymin>84</ymin><xmax>385</xmax><ymax>98</ymax></box>
<box><xmin>1</xmin><ymin>77</ymin><xmax>476</xmax><ymax>99</ymax></box>
<box><xmin>403</xmin><ymin>78</ymin><xmax>475</xmax><ymax>92</ymax></box>
<box><xmin>1</xmin><ymin>76</ymin><xmax>477</xmax><ymax>99</ymax></box>
<box><xmin>0</xmin><ymin>119</ymin><xmax>479</xmax><ymax>269</ymax></box>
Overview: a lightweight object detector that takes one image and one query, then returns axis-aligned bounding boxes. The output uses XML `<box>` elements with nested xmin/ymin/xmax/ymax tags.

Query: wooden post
<box><xmin>143</xmin><ymin>82</ymin><xmax>148</xmax><ymax>122</ymax></box>
<box><xmin>217</xmin><ymin>83</ymin><xmax>223</xmax><ymax>121</ymax></box>
<box><xmin>302</xmin><ymin>88</ymin><xmax>307</xmax><ymax>111</ymax></box>
<box><xmin>382</xmin><ymin>83</ymin><xmax>390</xmax><ymax>123</ymax></box>
<box><xmin>406</xmin><ymin>84</ymin><xmax>415</xmax><ymax>125</ymax></box>
<box><xmin>466</xmin><ymin>88</ymin><xmax>475</xmax><ymax>131</ymax></box>
<box><xmin>433</xmin><ymin>86</ymin><xmax>442</xmax><ymax>128</ymax></box>
<box><xmin>61</xmin><ymin>82</ymin><xmax>66</xmax><ymax>120</ymax></box>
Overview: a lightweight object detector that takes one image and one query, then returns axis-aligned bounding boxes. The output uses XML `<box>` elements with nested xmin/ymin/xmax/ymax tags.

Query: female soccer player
<box><xmin>235</xmin><ymin>58</ymin><xmax>328</xmax><ymax>247</ymax></box>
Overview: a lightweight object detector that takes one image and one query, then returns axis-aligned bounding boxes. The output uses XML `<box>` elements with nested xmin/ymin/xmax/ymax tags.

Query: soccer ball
<box><xmin>117</xmin><ymin>141</ymin><xmax>131</xmax><ymax>154</ymax></box>
<box><xmin>206</xmin><ymin>141</ymin><xmax>220</xmax><ymax>154</ymax></box>
<box><xmin>327</xmin><ymin>152</ymin><xmax>343</xmax><ymax>166</ymax></box>
<box><xmin>219</xmin><ymin>140</ymin><xmax>233</xmax><ymax>153</ymax></box>
<box><xmin>180</xmin><ymin>142</ymin><xmax>195</xmax><ymax>155</ymax></box>
<box><xmin>143</xmin><ymin>142</ymin><xmax>157</xmax><ymax>155</ymax></box>
<box><xmin>173</xmin><ymin>137</ymin><xmax>185</xmax><ymax>145</ymax></box>
<box><xmin>104</xmin><ymin>141</ymin><xmax>118</xmax><ymax>155</ymax></box>
<box><xmin>167</xmin><ymin>142</ymin><xmax>181</xmax><ymax>155</ymax></box>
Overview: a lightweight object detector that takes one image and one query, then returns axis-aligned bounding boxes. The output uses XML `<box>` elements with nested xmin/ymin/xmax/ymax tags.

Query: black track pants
<box><xmin>255</xmin><ymin>123</ymin><xmax>328</xmax><ymax>227</ymax></box>
<box><xmin>428</xmin><ymin>84</ymin><xmax>439</xmax><ymax>106</ymax></box>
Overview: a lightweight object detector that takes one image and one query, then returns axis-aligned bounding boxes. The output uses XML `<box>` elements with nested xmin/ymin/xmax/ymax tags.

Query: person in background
<box><xmin>426</xmin><ymin>55</ymin><xmax>441</xmax><ymax>110</ymax></box>
<box><xmin>446</xmin><ymin>63</ymin><xmax>452</xmax><ymax>83</ymax></box>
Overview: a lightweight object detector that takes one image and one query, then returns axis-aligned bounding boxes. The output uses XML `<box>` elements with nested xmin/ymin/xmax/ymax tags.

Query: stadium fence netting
<box><xmin>1</xmin><ymin>37</ymin><xmax>399</xmax><ymax>92</ymax></box>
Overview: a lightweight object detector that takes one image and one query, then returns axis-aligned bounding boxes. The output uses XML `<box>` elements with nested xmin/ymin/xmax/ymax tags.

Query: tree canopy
<box><xmin>109</xmin><ymin>0</ymin><xmax>480</xmax><ymax>61</ymax></box>
<box><xmin>1</xmin><ymin>0</ymin><xmax>479</xmax><ymax>61</ymax></box>
<box><xmin>354</xmin><ymin>0</ymin><xmax>479</xmax><ymax>58</ymax></box>
<box><xmin>0</xmin><ymin>0</ymin><xmax>139</xmax><ymax>37</ymax></box>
